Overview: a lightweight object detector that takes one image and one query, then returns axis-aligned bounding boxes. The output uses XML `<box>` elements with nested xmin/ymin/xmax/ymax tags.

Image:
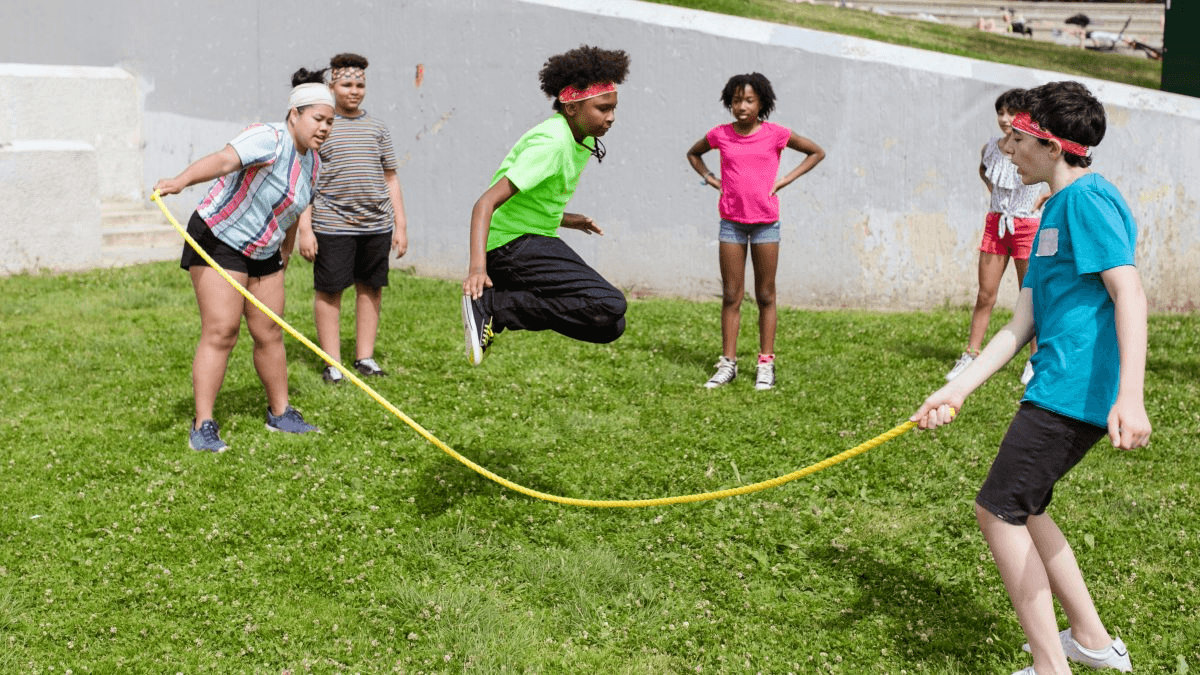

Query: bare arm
<box><xmin>154</xmin><ymin>145</ymin><xmax>242</xmax><ymax>196</ymax></box>
<box><xmin>281</xmin><ymin>218</ymin><xmax>299</xmax><ymax>270</ymax></box>
<box><xmin>1100</xmin><ymin>265</ymin><xmax>1151</xmax><ymax>449</ymax></box>
<box><xmin>384</xmin><ymin>169</ymin><xmax>408</xmax><ymax>258</ymax></box>
<box><xmin>979</xmin><ymin>143</ymin><xmax>993</xmax><ymax>193</ymax></box>
<box><xmin>297</xmin><ymin>205</ymin><xmax>317</xmax><ymax>262</ymax></box>
<box><xmin>463</xmin><ymin>176</ymin><xmax>519</xmax><ymax>299</ymax></box>
<box><xmin>911</xmin><ymin>287</ymin><xmax>1036</xmax><ymax>429</ymax></box>
<box><xmin>686</xmin><ymin>136</ymin><xmax>720</xmax><ymax>190</ymax></box>
<box><xmin>771</xmin><ymin>132</ymin><xmax>825</xmax><ymax>195</ymax></box>
<box><xmin>561</xmin><ymin>213</ymin><xmax>603</xmax><ymax>235</ymax></box>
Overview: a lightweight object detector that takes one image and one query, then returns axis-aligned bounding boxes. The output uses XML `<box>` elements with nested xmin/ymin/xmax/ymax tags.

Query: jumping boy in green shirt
<box><xmin>461</xmin><ymin>45</ymin><xmax>630</xmax><ymax>365</ymax></box>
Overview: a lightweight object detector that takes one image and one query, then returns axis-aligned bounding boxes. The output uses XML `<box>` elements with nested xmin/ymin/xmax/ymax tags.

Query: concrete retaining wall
<box><xmin>0</xmin><ymin>64</ymin><xmax>143</xmax><ymax>202</ymax></box>
<box><xmin>0</xmin><ymin>140</ymin><xmax>101</xmax><ymax>274</ymax></box>
<box><xmin>0</xmin><ymin>0</ymin><xmax>1196</xmax><ymax>309</ymax></box>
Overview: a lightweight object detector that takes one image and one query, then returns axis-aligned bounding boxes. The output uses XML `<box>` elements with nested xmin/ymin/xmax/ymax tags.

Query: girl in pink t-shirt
<box><xmin>686</xmin><ymin>73</ymin><xmax>825</xmax><ymax>390</ymax></box>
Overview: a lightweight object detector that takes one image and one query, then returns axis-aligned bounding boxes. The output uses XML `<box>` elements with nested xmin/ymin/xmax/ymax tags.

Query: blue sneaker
<box><xmin>189</xmin><ymin>419</ymin><xmax>228</xmax><ymax>452</ymax></box>
<box><xmin>265</xmin><ymin>406</ymin><xmax>319</xmax><ymax>434</ymax></box>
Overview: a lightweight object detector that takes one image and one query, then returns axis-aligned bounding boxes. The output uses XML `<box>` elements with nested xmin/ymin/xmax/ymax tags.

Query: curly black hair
<box><xmin>720</xmin><ymin>73</ymin><xmax>776</xmax><ymax>120</ymax></box>
<box><xmin>290</xmin><ymin>67</ymin><xmax>327</xmax><ymax>87</ymax></box>
<box><xmin>330</xmin><ymin>53</ymin><xmax>369</xmax><ymax>70</ymax></box>
<box><xmin>539</xmin><ymin>45</ymin><xmax>630</xmax><ymax>112</ymax></box>
<box><xmin>994</xmin><ymin>88</ymin><xmax>1028</xmax><ymax>114</ymax></box>
<box><xmin>1026</xmin><ymin>81</ymin><xmax>1105</xmax><ymax>168</ymax></box>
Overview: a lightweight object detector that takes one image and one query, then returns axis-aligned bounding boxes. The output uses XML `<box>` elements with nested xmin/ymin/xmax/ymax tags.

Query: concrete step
<box><xmin>102</xmin><ymin>222</ymin><xmax>181</xmax><ymax>248</ymax></box>
<box><xmin>98</xmin><ymin>244</ymin><xmax>180</xmax><ymax>268</ymax></box>
<box><xmin>99</xmin><ymin>200</ymin><xmax>181</xmax><ymax>266</ymax></box>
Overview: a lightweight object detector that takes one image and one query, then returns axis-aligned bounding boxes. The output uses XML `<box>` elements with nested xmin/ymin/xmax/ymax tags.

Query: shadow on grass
<box><xmin>411</xmin><ymin>445</ymin><xmax>568</xmax><ymax>517</ymax></box>
<box><xmin>803</xmin><ymin>542</ymin><xmax>1007</xmax><ymax>669</ymax></box>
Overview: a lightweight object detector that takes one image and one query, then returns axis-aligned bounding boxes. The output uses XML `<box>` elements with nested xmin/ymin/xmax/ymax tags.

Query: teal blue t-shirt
<box><xmin>1022</xmin><ymin>173</ymin><xmax>1137</xmax><ymax>427</ymax></box>
<box><xmin>486</xmin><ymin>115</ymin><xmax>595</xmax><ymax>251</ymax></box>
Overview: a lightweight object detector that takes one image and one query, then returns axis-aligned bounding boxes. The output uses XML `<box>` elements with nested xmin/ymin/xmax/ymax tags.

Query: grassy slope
<box><xmin>1</xmin><ymin>262</ymin><xmax>1197</xmax><ymax>672</ymax></box>
<box><xmin>640</xmin><ymin>0</ymin><xmax>1163</xmax><ymax>90</ymax></box>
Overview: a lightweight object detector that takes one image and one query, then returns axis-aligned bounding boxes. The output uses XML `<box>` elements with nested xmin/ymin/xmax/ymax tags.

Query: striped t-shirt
<box><xmin>311</xmin><ymin>111</ymin><xmax>399</xmax><ymax>235</ymax></box>
<box><xmin>197</xmin><ymin>123</ymin><xmax>320</xmax><ymax>260</ymax></box>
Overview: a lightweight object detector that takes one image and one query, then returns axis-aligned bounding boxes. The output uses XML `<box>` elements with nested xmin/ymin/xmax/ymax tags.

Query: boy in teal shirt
<box><xmin>912</xmin><ymin>81</ymin><xmax>1149</xmax><ymax>675</ymax></box>
<box><xmin>461</xmin><ymin>45</ymin><xmax>630</xmax><ymax>365</ymax></box>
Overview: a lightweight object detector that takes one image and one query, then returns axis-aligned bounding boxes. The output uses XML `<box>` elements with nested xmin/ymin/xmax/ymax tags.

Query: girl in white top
<box><xmin>946</xmin><ymin>89</ymin><xmax>1049</xmax><ymax>383</ymax></box>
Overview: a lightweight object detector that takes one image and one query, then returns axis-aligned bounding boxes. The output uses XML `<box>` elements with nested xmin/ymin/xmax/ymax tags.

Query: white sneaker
<box><xmin>1021</xmin><ymin>359</ymin><xmax>1034</xmax><ymax>385</ymax></box>
<box><xmin>704</xmin><ymin>356</ymin><xmax>737</xmax><ymax>388</ymax></box>
<box><xmin>755</xmin><ymin>361</ymin><xmax>775</xmax><ymax>390</ymax></box>
<box><xmin>945</xmin><ymin>352</ymin><xmax>975</xmax><ymax>381</ymax></box>
<box><xmin>1022</xmin><ymin>628</ymin><xmax>1132</xmax><ymax>672</ymax></box>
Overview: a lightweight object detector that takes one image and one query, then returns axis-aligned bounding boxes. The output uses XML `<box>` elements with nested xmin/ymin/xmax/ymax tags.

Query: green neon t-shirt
<box><xmin>486</xmin><ymin>114</ymin><xmax>594</xmax><ymax>251</ymax></box>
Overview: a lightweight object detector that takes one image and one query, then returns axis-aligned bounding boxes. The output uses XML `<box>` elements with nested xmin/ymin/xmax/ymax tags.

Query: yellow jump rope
<box><xmin>153</xmin><ymin>191</ymin><xmax>923</xmax><ymax>508</ymax></box>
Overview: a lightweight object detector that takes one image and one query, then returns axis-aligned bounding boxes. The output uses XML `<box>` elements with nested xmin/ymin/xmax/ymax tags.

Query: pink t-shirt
<box><xmin>706</xmin><ymin>121</ymin><xmax>791</xmax><ymax>224</ymax></box>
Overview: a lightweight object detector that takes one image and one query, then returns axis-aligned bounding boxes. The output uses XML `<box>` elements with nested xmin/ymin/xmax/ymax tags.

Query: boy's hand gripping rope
<box><xmin>152</xmin><ymin>192</ymin><xmax>918</xmax><ymax>507</ymax></box>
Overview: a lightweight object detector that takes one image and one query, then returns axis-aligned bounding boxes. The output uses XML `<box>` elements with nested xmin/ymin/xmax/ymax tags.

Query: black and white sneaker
<box><xmin>704</xmin><ymin>356</ymin><xmax>737</xmax><ymax>388</ymax></box>
<box><xmin>461</xmin><ymin>294</ymin><xmax>495</xmax><ymax>366</ymax></box>
<box><xmin>354</xmin><ymin>357</ymin><xmax>386</xmax><ymax>377</ymax></box>
<box><xmin>321</xmin><ymin>365</ymin><xmax>344</xmax><ymax>383</ymax></box>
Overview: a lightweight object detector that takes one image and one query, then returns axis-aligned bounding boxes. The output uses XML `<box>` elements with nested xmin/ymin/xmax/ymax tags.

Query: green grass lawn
<box><xmin>640</xmin><ymin>0</ymin><xmax>1164</xmax><ymax>90</ymax></box>
<box><xmin>1</xmin><ymin>261</ymin><xmax>1197</xmax><ymax>673</ymax></box>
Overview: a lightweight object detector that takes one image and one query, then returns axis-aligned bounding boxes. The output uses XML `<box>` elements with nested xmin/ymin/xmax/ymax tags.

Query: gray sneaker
<box><xmin>704</xmin><ymin>356</ymin><xmax>737</xmax><ymax>388</ymax></box>
<box><xmin>265</xmin><ymin>406</ymin><xmax>319</xmax><ymax>434</ymax></box>
<box><xmin>189</xmin><ymin>419</ymin><xmax>228</xmax><ymax>453</ymax></box>
<box><xmin>1022</xmin><ymin>628</ymin><xmax>1131</xmax><ymax>672</ymax></box>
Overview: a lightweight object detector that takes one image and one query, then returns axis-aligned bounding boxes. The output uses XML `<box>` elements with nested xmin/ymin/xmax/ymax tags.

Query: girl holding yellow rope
<box><xmin>154</xmin><ymin>67</ymin><xmax>334</xmax><ymax>452</ymax></box>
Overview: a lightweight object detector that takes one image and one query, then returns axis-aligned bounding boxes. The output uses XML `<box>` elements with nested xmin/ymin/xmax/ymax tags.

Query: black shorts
<box><xmin>312</xmin><ymin>231</ymin><xmax>392</xmax><ymax>294</ymax></box>
<box><xmin>179</xmin><ymin>211</ymin><xmax>284</xmax><ymax>278</ymax></box>
<box><xmin>976</xmin><ymin>403</ymin><xmax>1107</xmax><ymax>525</ymax></box>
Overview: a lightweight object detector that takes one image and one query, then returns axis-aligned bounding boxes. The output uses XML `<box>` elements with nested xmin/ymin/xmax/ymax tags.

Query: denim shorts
<box><xmin>718</xmin><ymin>219</ymin><xmax>781</xmax><ymax>245</ymax></box>
<box><xmin>976</xmin><ymin>403</ymin><xmax>1107</xmax><ymax>525</ymax></box>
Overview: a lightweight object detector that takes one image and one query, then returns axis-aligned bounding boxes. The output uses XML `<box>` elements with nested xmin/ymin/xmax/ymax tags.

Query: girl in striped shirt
<box><xmin>154</xmin><ymin>67</ymin><xmax>334</xmax><ymax>453</ymax></box>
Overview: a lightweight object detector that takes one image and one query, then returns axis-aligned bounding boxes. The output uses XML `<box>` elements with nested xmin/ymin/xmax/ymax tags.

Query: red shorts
<box><xmin>979</xmin><ymin>212</ymin><xmax>1039</xmax><ymax>260</ymax></box>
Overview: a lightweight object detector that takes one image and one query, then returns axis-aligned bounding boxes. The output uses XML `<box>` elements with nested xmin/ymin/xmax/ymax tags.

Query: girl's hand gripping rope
<box><xmin>910</xmin><ymin>388</ymin><xmax>961</xmax><ymax>431</ymax></box>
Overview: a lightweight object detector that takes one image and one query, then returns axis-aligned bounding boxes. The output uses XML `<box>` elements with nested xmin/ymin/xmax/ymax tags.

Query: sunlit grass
<box><xmin>0</xmin><ymin>261</ymin><xmax>1196</xmax><ymax>672</ymax></box>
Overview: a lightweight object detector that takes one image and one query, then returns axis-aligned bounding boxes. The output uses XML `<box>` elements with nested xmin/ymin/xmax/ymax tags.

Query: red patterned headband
<box><xmin>558</xmin><ymin>82</ymin><xmax>616</xmax><ymax>104</ymax></box>
<box><xmin>1011</xmin><ymin>112</ymin><xmax>1090</xmax><ymax>157</ymax></box>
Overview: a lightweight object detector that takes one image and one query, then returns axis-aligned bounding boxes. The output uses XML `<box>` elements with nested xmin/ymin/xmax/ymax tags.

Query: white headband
<box><xmin>288</xmin><ymin>83</ymin><xmax>335</xmax><ymax>110</ymax></box>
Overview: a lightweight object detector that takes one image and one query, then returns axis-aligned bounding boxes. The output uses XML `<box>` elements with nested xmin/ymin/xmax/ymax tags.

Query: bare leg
<box><xmin>354</xmin><ymin>283</ymin><xmax>383</xmax><ymax>360</ymax></box>
<box><xmin>190</xmin><ymin>266</ymin><xmax>250</xmax><ymax>425</ymax></box>
<box><xmin>976</xmin><ymin>504</ymin><xmax>1072</xmax><ymax>675</ymax></box>
<box><xmin>1026</xmin><ymin>513</ymin><xmax>1113</xmax><ymax>651</ymax></box>
<box><xmin>718</xmin><ymin>242</ymin><xmax>748</xmax><ymax>360</ymax></box>
<box><xmin>967</xmin><ymin>252</ymin><xmax>1011</xmax><ymax>353</ymax></box>
<box><xmin>1013</xmin><ymin>257</ymin><xmax>1037</xmax><ymax>356</ymax></box>
<box><xmin>749</xmin><ymin>242</ymin><xmax>780</xmax><ymax>356</ymax></box>
<box><xmin>314</xmin><ymin>289</ymin><xmax>344</xmax><ymax>364</ymax></box>
<box><xmin>245</xmin><ymin>271</ymin><xmax>290</xmax><ymax>417</ymax></box>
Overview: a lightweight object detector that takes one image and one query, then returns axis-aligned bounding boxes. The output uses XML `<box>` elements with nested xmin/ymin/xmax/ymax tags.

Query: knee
<box><xmin>201</xmin><ymin>325</ymin><xmax>240</xmax><ymax>352</ymax></box>
<box><xmin>598</xmin><ymin>293</ymin><xmax>627</xmax><ymax>323</ymax></box>
<box><xmin>250</xmin><ymin>323</ymin><xmax>283</xmax><ymax>349</ymax></box>
<box><xmin>593</xmin><ymin>316</ymin><xmax>626</xmax><ymax>343</ymax></box>
<box><xmin>755</xmin><ymin>288</ymin><xmax>776</xmax><ymax>309</ymax></box>
<box><xmin>721</xmin><ymin>290</ymin><xmax>743</xmax><ymax>309</ymax></box>
<box><xmin>974</xmin><ymin>288</ymin><xmax>998</xmax><ymax>309</ymax></box>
